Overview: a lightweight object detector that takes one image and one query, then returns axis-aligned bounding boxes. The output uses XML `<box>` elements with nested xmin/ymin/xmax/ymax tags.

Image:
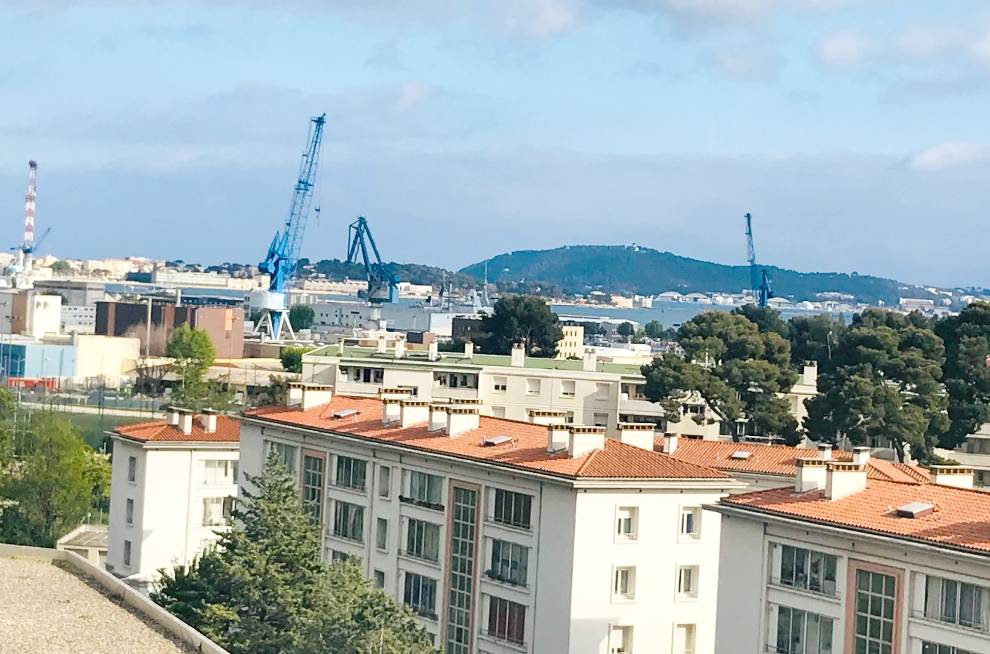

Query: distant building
<box><xmin>107</xmin><ymin>410</ymin><xmax>240</xmax><ymax>592</ymax></box>
<box><xmin>56</xmin><ymin>524</ymin><xmax>108</xmax><ymax>566</ymax></box>
<box><xmin>555</xmin><ymin>324</ymin><xmax>584</xmax><ymax>359</ymax></box>
<box><xmin>0</xmin><ymin>289</ymin><xmax>62</xmax><ymax>338</ymax></box>
<box><xmin>451</xmin><ymin>316</ymin><xmax>488</xmax><ymax>343</ymax></box>
<box><xmin>95</xmin><ymin>301</ymin><xmax>244</xmax><ymax>358</ymax></box>
<box><xmin>61</xmin><ymin>304</ymin><xmax>96</xmax><ymax>335</ymax></box>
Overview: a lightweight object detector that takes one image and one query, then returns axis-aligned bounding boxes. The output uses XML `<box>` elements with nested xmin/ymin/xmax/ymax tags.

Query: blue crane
<box><xmin>255</xmin><ymin>113</ymin><xmax>326</xmax><ymax>339</ymax></box>
<box><xmin>346</xmin><ymin>216</ymin><xmax>398</xmax><ymax>304</ymax></box>
<box><xmin>744</xmin><ymin>212</ymin><xmax>772</xmax><ymax>308</ymax></box>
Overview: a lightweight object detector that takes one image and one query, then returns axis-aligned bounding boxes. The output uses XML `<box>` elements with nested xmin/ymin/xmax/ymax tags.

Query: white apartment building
<box><xmin>937</xmin><ymin>422</ymin><xmax>990</xmax><ymax>487</ymax></box>
<box><xmin>239</xmin><ymin>384</ymin><xmax>743</xmax><ymax>654</ymax></box>
<box><xmin>711</xmin><ymin>451</ymin><xmax>990</xmax><ymax>654</ymax></box>
<box><xmin>301</xmin><ymin>340</ymin><xmax>744</xmax><ymax>439</ymax></box>
<box><xmin>106</xmin><ymin>410</ymin><xmax>240</xmax><ymax>591</ymax></box>
<box><xmin>61</xmin><ymin>304</ymin><xmax>97</xmax><ymax>334</ymax></box>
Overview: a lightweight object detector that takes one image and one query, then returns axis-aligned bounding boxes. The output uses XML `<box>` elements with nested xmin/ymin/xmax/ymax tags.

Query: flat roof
<box><xmin>0</xmin><ymin>556</ymin><xmax>192</xmax><ymax>653</ymax></box>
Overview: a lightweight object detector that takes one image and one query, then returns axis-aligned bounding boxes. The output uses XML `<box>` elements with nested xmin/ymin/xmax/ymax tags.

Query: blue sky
<box><xmin>1</xmin><ymin>1</ymin><xmax>989</xmax><ymax>287</ymax></box>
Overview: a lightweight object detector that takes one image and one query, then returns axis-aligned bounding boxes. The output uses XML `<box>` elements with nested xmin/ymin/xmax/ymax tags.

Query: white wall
<box><xmin>73</xmin><ymin>334</ymin><xmax>141</xmax><ymax>385</ymax></box>
<box><xmin>713</xmin><ymin>513</ymin><xmax>766</xmax><ymax>654</ymax></box>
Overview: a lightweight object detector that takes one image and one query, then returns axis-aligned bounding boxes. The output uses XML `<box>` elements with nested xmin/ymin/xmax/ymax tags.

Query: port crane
<box><xmin>744</xmin><ymin>212</ymin><xmax>772</xmax><ymax>308</ymax></box>
<box><xmin>346</xmin><ymin>216</ymin><xmax>399</xmax><ymax>305</ymax></box>
<box><xmin>253</xmin><ymin>113</ymin><xmax>327</xmax><ymax>340</ymax></box>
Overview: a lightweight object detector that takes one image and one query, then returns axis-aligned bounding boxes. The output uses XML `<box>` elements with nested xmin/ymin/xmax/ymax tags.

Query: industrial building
<box><xmin>95</xmin><ymin>301</ymin><xmax>244</xmax><ymax>359</ymax></box>
<box><xmin>239</xmin><ymin>385</ymin><xmax>742</xmax><ymax>654</ymax></box>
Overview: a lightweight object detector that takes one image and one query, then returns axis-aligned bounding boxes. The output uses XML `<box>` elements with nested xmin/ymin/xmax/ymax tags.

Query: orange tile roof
<box><xmin>243</xmin><ymin>396</ymin><xmax>729</xmax><ymax>482</ymax></box>
<box><xmin>113</xmin><ymin>416</ymin><xmax>240</xmax><ymax>444</ymax></box>
<box><xmin>721</xmin><ymin>479</ymin><xmax>990</xmax><ymax>554</ymax></box>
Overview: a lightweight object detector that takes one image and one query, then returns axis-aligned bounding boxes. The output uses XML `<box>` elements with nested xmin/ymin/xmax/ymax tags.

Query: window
<box><xmin>596</xmin><ymin>382</ymin><xmax>610</xmax><ymax>399</ymax></box>
<box><xmin>330</xmin><ymin>550</ymin><xmax>350</xmax><ymax>564</ymax></box>
<box><xmin>489</xmin><ymin>539</ymin><xmax>528</xmax><ymax>586</ymax></box>
<box><xmin>775</xmin><ymin>605</ymin><xmax>833</xmax><ymax>654</ymax></box>
<box><xmin>403</xmin><ymin>573</ymin><xmax>438</xmax><ymax>619</ymax></box>
<box><xmin>376</xmin><ymin>518</ymin><xmax>388</xmax><ymax>551</ymax></box>
<box><xmin>407</xmin><ymin>470</ymin><xmax>443</xmax><ymax>507</ymax></box>
<box><xmin>673</xmin><ymin>624</ymin><xmax>696</xmax><ymax>654</ymax></box>
<box><xmin>616</xmin><ymin>507</ymin><xmax>638</xmax><ymax>540</ymax></box>
<box><xmin>677</xmin><ymin>565</ymin><xmax>699</xmax><ymax>598</ymax></box>
<box><xmin>564</xmin><ymin>411</ymin><xmax>575</xmax><ymax>424</ymax></box>
<box><xmin>302</xmin><ymin>454</ymin><xmax>325</xmax><ymax>522</ymax></box>
<box><xmin>203</xmin><ymin>459</ymin><xmax>236</xmax><ymax>485</ymax></box>
<box><xmin>265</xmin><ymin>440</ymin><xmax>297</xmax><ymax>472</ymax></box>
<box><xmin>493</xmin><ymin>376</ymin><xmax>507</xmax><ymax>392</ymax></box>
<box><xmin>560</xmin><ymin>380</ymin><xmax>576</xmax><ymax>398</ymax></box>
<box><xmin>680</xmin><ymin>507</ymin><xmax>701</xmax><ymax>538</ymax></box>
<box><xmin>406</xmin><ymin>518</ymin><xmax>441</xmax><ymax>562</ymax></box>
<box><xmin>202</xmin><ymin>496</ymin><xmax>234</xmax><ymax>527</ymax></box>
<box><xmin>853</xmin><ymin>570</ymin><xmax>895</xmax><ymax>654</ymax></box>
<box><xmin>526</xmin><ymin>378</ymin><xmax>541</xmax><ymax>395</ymax></box>
<box><xmin>373</xmin><ymin>569</ymin><xmax>385</xmax><ymax>589</ymax></box>
<box><xmin>487</xmin><ymin>596</ymin><xmax>526</xmax><ymax>645</ymax></box>
<box><xmin>125</xmin><ymin>498</ymin><xmax>134</xmax><ymax>525</ymax></box>
<box><xmin>123</xmin><ymin>540</ymin><xmax>132</xmax><ymax>567</ymax></box>
<box><xmin>335</xmin><ymin>455</ymin><xmax>367</xmax><ymax>491</ymax></box>
<box><xmin>922</xmin><ymin>643</ymin><xmax>976</xmax><ymax>654</ymax></box>
<box><xmin>446</xmin><ymin>486</ymin><xmax>478</xmax><ymax>654</ymax></box>
<box><xmin>594</xmin><ymin>412</ymin><xmax>608</xmax><ymax>427</ymax></box>
<box><xmin>491</xmin><ymin>406</ymin><xmax>506</xmax><ymax>418</ymax></box>
<box><xmin>378</xmin><ymin>465</ymin><xmax>391</xmax><ymax>498</ymax></box>
<box><xmin>778</xmin><ymin>544</ymin><xmax>838</xmax><ymax>596</ymax></box>
<box><xmin>609</xmin><ymin>626</ymin><xmax>633</xmax><ymax>654</ymax></box>
<box><xmin>925</xmin><ymin>576</ymin><xmax>990</xmax><ymax>630</ymax></box>
<box><xmin>332</xmin><ymin>501</ymin><xmax>364</xmax><ymax>542</ymax></box>
<box><xmin>613</xmin><ymin>567</ymin><xmax>636</xmax><ymax>600</ymax></box>
<box><xmin>493</xmin><ymin>489</ymin><xmax>532</xmax><ymax>529</ymax></box>
<box><xmin>127</xmin><ymin>456</ymin><xmax>136</xmax><ymax>482</ymax></box>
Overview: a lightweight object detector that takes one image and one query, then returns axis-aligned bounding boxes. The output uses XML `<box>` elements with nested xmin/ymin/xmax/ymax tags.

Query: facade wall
<box><xmin>713</xmin><ymin>514</ymin><xmax>766</xmax><ymax>654</ymax></box>
<box><xmin>191</xmin><ymin>306</ymin><xmax>244</xmax><ymax>359</ymax></box>
<box><xmin>73</xmin><ymin>335</ymin><xmax>141</xmax><ymax>385</ymax></box>
<box><xmin>95</xmin><ymin>302</ymin><xmax>243</xmax><ymax>358</ymax></box>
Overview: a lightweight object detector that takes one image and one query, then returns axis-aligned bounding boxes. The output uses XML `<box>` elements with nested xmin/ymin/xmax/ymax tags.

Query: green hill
<box><xmin>459</xmin><ymin>245</ymin><xmax>912</xmax><ymax>305</ymax></box>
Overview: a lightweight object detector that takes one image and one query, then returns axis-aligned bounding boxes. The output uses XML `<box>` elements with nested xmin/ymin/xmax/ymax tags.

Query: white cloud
<box><xmin>910</xmin><ymin>141</ymin><xmax>989</xmax><ymax>172</ymax></box>
<box><xmin>973</xmin><ymin>29</ymin><xmax>990</xmax><ymax>69</ymax></box>
<box><xmin>396</xmin><ymin>81</ymin><xmax>437</xmax><ymax>110</ymax></box>
<box><xmin>894</xmin><ymin>25</ymin><xmax>968</xmax><ymax>58</ymax></box>
<box><xmin>816</xmin><ymin>30</ymin><xmax>870</xmax><ymax>67</ymax></box>
<box><xmin>708</xmin><ymin>46</ymin><xmax>779</xmax><ymax>81</ymax></box>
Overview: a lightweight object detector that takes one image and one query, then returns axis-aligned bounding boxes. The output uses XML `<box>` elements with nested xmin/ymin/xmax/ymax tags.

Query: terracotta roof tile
<box><xmin>722</xmin><ymin>478</ymin><xmax>990</xmax><ymax>554</ymax></box>
<box><xmin>113</xmin><ymin>416</ymin><xmax>240</xmax><ymax>443</ymax></box>
<box><xmin>243</xmin><ymin>397</ymin><xmax>728</xmax><ymax>481</ymax></box>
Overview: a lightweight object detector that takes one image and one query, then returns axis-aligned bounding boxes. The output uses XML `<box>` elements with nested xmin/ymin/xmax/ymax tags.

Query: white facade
<box><xmin>61</xmin><ymin>304</ymin><xmax>96</xmax><ymax>335</ymax></box>
<box><xmin>239</xmin><ymin>394</ymin><xmax>737</xmax><ymax>654</ymax></box>
<box><xmin>106</xmin><ymin>423</ymin><xmax>238</xmax><ymax>591</ymax></box>
<box><xmin>73</xmin><ymin>334</ymin><xmax>141</xmax><ymax>385</ymax></box>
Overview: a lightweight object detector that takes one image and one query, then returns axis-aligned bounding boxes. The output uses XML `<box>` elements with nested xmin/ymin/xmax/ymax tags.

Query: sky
<box><xmin>0</xmin><ymin>1</ymin><xmax>989</xmax><ymax>288</ymax></box>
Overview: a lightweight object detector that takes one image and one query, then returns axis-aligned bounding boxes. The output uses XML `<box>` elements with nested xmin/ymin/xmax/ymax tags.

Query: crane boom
<box><xmin>744</xmin><ymin>212</ymin><xmax>772</xmax><ymax>308</ymax></box>
<box><xmin>347</xmin><ymin>216</ymin><xmax>399</xmax><ymax>304</ymax></box>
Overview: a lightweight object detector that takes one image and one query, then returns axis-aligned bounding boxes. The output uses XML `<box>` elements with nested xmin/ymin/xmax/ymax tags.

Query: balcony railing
<box><xmin>911</xmin><ymin>609</ymin><xmax>990</xmax><ymax>634</ymax></box>
<box><xmin>768</xmin><ymin>576</ymin><xmax>840</xmax><ymax>599</ymax></box>
<box><xmin>399</xmin><ymin>495</ymin><xmax>445</xmax><ymax>512</ymax></box>
<box><xmin>484</xmin><ymin>569</ymin><xmax>527</xmax><ymax>588</ymax></box>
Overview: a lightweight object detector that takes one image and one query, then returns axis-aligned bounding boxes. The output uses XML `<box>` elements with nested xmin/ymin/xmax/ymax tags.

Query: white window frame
<box><xmin>125</xmin><ymin>498</ymin><xmax>134</xmax><ymax>525</ymax></box>
<box><xmin>679</xmin><ymin>507</ymin><xmax>701</xmax><ymax>540</ymax></box>
<box><xmin>493</xmin><ymin>376</ymin><xmax>507</xmax><ymax>393</ymax></box>
<box><xmin>376</xmin><ymin>517</ymin><xmax>388</xmax><ymax>552</ymax></box>
<box><xmin>609</xmin><ymin>625</ymin><xmax>633</xmax><ymax>654</ymax></box>
<box><xmin>560</xmin><ymin>380</ymin><xmax>576</xmax><ymax>398</ymax></box>
<box><xmin>127</xmin><ymin>456</ymin><xmax>136</xmax><ymax>483</ymax></box>
<box><xmin>615</xmin><ymin>506</ymin><xmax>638</xmax><ymax>541</ymax></box>
<box><xmin>525</xmin><ymin>378</ymin><xmax>541</xmax><ymax>395</ymax></box>
<box><xmin>677</xmin><ymin>565</ymin><xmax>699</xmax><ymax>600</ymax></box>
<box><xmin>672</xmin><ymin>623</ymin><xmax>696</xmax><ymax>654</ymax></box>
<box><xmin>378</xmin><ymin>465</ymin><xmax>391</xmax><ymax>499</ymax></box>
<box><xmin>613</xmin><ymin>566</ymin><xmax>636</xmax><ymax>602</ymax></box>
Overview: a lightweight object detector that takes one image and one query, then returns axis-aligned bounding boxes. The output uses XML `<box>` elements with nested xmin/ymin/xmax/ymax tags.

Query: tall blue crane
<box><xmin>254</xmin><ymin>113</ymin><xmax>326</xmax><ymax>339</ymax></box>
<box><xmin>347</xmin><ymin>216</ymin><xmax>399</xmax><ymax>305</ymax></box>
<box><xmin>744</xmin><ymin>212</ymin><xmax>772</xmax><ymax>308</ymax></box>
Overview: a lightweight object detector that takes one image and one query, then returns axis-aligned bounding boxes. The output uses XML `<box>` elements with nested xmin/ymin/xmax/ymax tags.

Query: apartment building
<box><xmin>711</xmin><ymin>450</ymin><xmax>990</xmax><ymax>654</ymax></box>
<box><xmin>937</xmin><ymin>422</ymin><xmax>990</xmax><ymax>487</ymax></box>
<box><xmin>106</xmin><ymin>410</ymin><xmax>240</xmax><ymax>591</ymax></box>
<box><xmin>301</xmin><ymin>340</ymin><xmax>730</xmax><ymax>438</ymax></box>
<box><xmin>238</xmin><ymin>384</ymin><xmax>744</xmax><ymax>654</ymax></box>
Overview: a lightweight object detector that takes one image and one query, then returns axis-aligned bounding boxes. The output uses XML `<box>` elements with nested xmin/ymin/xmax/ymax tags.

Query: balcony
<box><xmin>768</xmin><ymin>576</ymin><xmax>840</xmax><ymax>600</ymax></box>
<box><xmin>399</xmin><ymin>495</ymin><xmax>445</xmax><ymax>512</ymax></box>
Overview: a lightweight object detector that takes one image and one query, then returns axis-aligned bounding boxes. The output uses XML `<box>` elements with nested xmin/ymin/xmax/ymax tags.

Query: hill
<box><xmin>459</xmin><ymin>245</ymin><xmax>912</xmax><ymax>305</ymax></box>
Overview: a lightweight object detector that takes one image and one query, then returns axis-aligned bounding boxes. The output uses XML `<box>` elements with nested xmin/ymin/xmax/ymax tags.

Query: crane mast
<box><xmin>347</xmin><ymin>216</ymin><xmax>399</xmax><ymax>305</ymax></box>
<box><xmin>744</xmin><ymin>212</ymin><xmax>772</xmax><ymax>308</ymax></box>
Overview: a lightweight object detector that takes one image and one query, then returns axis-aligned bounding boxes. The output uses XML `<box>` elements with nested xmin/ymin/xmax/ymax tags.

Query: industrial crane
<box><xmin>744</xmin><ymin>212</ymin><xmax>772</xmax><ymax>308</ymax></box>
<box><xmin>346</xmin><ymin>216</ymin><xmax>398</xmax><ymax>304</ymax></box>
<box><xmin>253</xmin><ymin>113</ymin><xmax>327</xmax><ymax>340</ymax></box>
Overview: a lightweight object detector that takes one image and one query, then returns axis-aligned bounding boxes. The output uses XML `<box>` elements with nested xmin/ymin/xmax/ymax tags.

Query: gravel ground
<box><xmin>0</xmin><ymin>557</ymin><xmax>191</xmax><ymax>654</ymax></box>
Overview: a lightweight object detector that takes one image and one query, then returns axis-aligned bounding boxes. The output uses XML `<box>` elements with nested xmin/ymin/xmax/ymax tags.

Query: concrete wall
<box><xmin>73</xmin><ymin>334</ymin><xmax>141</xmax><ymax>385</ymax></box>
<box><xmin>713</xmin><ymin>513</ymin><xmax>766</xmax><ymax>654</ymax></box>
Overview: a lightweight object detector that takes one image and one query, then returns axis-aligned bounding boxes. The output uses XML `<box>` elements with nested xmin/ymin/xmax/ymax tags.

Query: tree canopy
<box><xmin>280</xmin><ymin>346</ymin><xmax>313</xmax><ymax>374</ymax></box>
<box><xmin>152</xmin><ymin>453</ymin><xmax>436</xmax><ymax>654</ymax></box>
<box><xmin>478</xmin><ymin>295</ymin><xmax>563</xmax><ymax>357</ymax></box>
<box><xmin>934</xmin><ymin>302</ymin><xmax>990</xmax><ymax>449</ymax></box>
<box><xmin>167</xmin><ymin>324</ymin><xmax>231</xmax><ymax>410</ymax></box>
<box><xmin>289</xmin><ymin>305</ymin><xmax>315</xmax><ymax>331</ymax></box>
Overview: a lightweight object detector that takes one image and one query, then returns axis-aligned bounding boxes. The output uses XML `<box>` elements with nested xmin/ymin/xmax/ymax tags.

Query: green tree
<box><xmin>617</xmin><ymin>322</ymin><xmax>635</xmax><ymax>339</ymax></box>
<box><xmin>733</xmin><ymin>304</ymin><xmax>790</xmax><ymax>338</ymax></box>
<box><xmin>805</xmin><ymin>308</ymin><xmax>948</xmax><ymax>462</ymax></box>
<box><xmin>0</xmin><ymin>413</ymin><xmax>107</xmax><ymax>547</ymax></box>
<box><xmin>50</xmin><ymin>260</ymin><xmax>72</xmax><ymax>274</ymax></box>
<box><xmin>153</xmin><ymin>453</ymin><xmax>435</xmax><ymax>654</ymax></box>
<box><xmin>289</xmin><ymin>305</ymin><xmax>315</xmax><ymax>331</ymax></box>
<box><xmin>787</xmin><ymin>314</ymin><xmax>846</xmax><ymax>368</ymax></box>
<box><xmin>641</xmin><ymin>311</ymin><xmax>800</xmax><ymax>443</ymax></box>
<box><xmin>643</xmin><ymin>320</ymin><xmax>676</xmax><ymax>340</ymax></box>
<box><xmin>167</xmin><ymin>324</ymin><xmax>227</xmax><ymax>410</ymax></box>
<box><xmin>935</xmin><ymin>302</ymin><xmax>990</xmax><ymax>449</ymax></box>
<box><xmin>478</xmin><ymin>295</ymin><xmax>563</xmax><ymax>357</ymax></box>
<box><xmin>280</xmin><ymin>347</ymin><xmax>313</xmax><ymax>374</ymax></box>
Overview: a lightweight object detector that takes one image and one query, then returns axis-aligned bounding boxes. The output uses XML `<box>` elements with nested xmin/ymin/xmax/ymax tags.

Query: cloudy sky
<box><xmin>1</xmin><ymin>1</ymin><xmax>988</xmax><ymax>287</ymax></box>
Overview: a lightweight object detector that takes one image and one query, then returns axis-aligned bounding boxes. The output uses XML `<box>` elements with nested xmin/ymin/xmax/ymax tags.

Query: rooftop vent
<box><xmin>483</xmin><ymin>434</ymin><xmax>513</xmax><ymax>447</ymax></box>
<box><xmin>895</xmin><ymin>501</ymin><xmax>935</xmax><ymax>519</ymax></box>
<box><xmin>730</xmin><ymin>451</ymin><xmax>752</xmax><ymax>460</ymax></box>
<box><xmin>333</xmin><ymin>409</ymin><xmax>359</xmax><ymax>419</ymax></box>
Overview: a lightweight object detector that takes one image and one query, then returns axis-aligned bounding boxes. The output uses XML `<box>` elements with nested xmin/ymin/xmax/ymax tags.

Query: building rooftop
<box><xmin>720</xmin><ymin>477</ymin><xmax>990</xmax><ymax>555</ymax></box>
<box><xmin>113</xmin><ymin>415</ymin><xmax>240</xmax><ymax>444</ymax></box>
<box><xmin>305</xmin><ymin>345</ymin><xmax>644</xmax><ymax>377</ymax></box>
<box><xmin>0</xmin><ymin>556</ymin><xmax>193</xmax><ymax>654</ymax></box>
<box><xmin>242</xmin><ymin>396</ymin><xmax>730</xmax><ymax>482</ymax></box>
<box><xmin>57</xmin><ymin>524</ymin><xmax>108</xmax><ymax>550</ymax></box>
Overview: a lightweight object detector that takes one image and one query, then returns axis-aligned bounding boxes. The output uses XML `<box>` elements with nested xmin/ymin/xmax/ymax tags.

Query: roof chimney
<box><xmin>287</xmin><ymin>382</ymin><xmax>304</xmax><ymax>408</ymax></box>
<box><xmin>852</xmin><ymin>446</ymin><xmax>871</xmax><ymax>466</ymax></box>
<box><xmin>510</xmin><ymin>342</ymin><xmax>525</xmax><ymax>368</ymax></box>
<box><xmin>446</xmin><ymin>406</ymin><xmax>480</xmax><ymax>437</ymax></box>
<box><xmin>825</xmin><ymin>461</ymin><xmax>867</xmax><ymax>500</ymax></box>
<box><xmin>794</xmin><ymin>458</ymin><xmax>828</xmax><ymax>493</ymax></box>
<box><xmin>817</xmin><ymin>443</ymin><xmax>833</xmax><ymax>461</ymax></box>
<box><xmin>803</xmin><ymin>362</ymin><xmax>818</xmax><ymax>387</ymax></box>
<box><xmin>428</xmin><ymin>403</ymin><xmax>448</xmax><ymax>432</ymax></box>
<box><xmin>167</xmin><ymin>407</ymin><xmax>180</xmax><ymax>426</ymax></box>
<box><xmin>929</xmin><ymin>465</ymin><xmax>974</xmax><ymax>489</ymax></box>
<box><xmin>400</xmin><ymin>400</ymin><xmax>430</xmax><ymax>428</ymax></box>
<box><xmin>528</xmin><ymin>408</ymin><xmax>568</xmax><ymax>426</ymax></box>
<box><xmin>618</xmin><ymin>422</ymin><xmax>655</xmax><ymax>451</ymax></box>
<box><xmin>568</xmin><ymin>426</ymin><xmax>606</xmax><ymax>458</ymax></box>
<box><xmin>582</xmin><ymin>347</ymin><xmax>598</xmax><ymax>372</ymax></box>
<box><xmin>178</xmin><ymin>409</ymin><xmax>193</xmax><ymax>436</ymax></box>
<box><xmin>662</xmin><ymin>433</ymin><xmax>679</xmax><ymax>455</ymax></box>
<box><xmin>301</xmin><ymin>384</ymin><xmax>332</xmax><ymax>410</ymax></box>
<box><xmin>464</xmin><ymin>341</ymin><xmax>474</xmax><ymax>358</ymax></box>
<box><xmin>428</xmin><ymin>340</ymin><xmax>439</xmax><ymax>361</ymax></box>
<box><xmin>202</xmin><ymin>409</ymin><xmax>218</xmax><ymax>434</ymax></box>
<box><xmin>394</xmin><ymin>338</ymin><xmax>406</xmax><ymax>359</ymax></box>
<box><xmin>377</xmin><ymin>335</ymin><xmax>387</xmax><ymax>354</ymax></box>
<box><xmin>546</xmin><ymin>423</ymin><xmax>570</xmax><ymax>452</ymax></box>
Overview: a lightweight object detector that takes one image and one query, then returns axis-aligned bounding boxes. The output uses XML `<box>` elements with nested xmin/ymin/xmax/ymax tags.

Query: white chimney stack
<box><xmin>794</xmin><ymin>458</ymin><xmax>828</xmax><ymax>493</ymax></box>
<box><xmin>546</xmin><ymin>424</ymin><xmax>570</xmax><ymax>452</ymax></box>
<box><xmin>464</xmin><ymin>341</ymin><xmax>474</xmax><ymax>358</ymax></box>
<box><xmin>662</xmin><ymin>433</ymin><xmax>679</xmax><ymax>455</ymax></box>
<box><xmin>825</xmin><ymin>461</ymin><xmax>868</xmax><ymax>500</ymax></box>
<box><xmin>930</xmin><ymin>465</ymin><xmax>975</xmax><ymax>489</ymax></box>
<box><xmin>287</xmin><ymin>383</ymin><xmax>304</xmax><ymax>408</ymax></box>
<box><xmin>394</xmin><ymin>339</ymin><xmax>406</xmax><ymax>359</ymax></box>
<box><xmin>167</xmin><ymin>407</ymin><xmax>180</xmax><ymax>426</ymax></box>
<box><xmin>618</xmin><ymin>423</ymin><xmax>655</xmax><ymax>451</ymax></box>
<box><xmin>178</xmin><ymin>410</ymin><xmax>193</xmax><ymax>436</ymax></box>
<box><xmin>400</xmin><ymin>400</ymin><xmax>430</xmax><ymax>428</ymax></box>
<box><xmin>817</xmin><ymin>443</ymin><xmax>833</xmax><ymax>461</ymax></box>
<box><xmin>446</xmin><ymin>406</ymin><xmax>480</xmax><ymax>437</ymax></box>
<box><xmin>428</xmin><ymin>404</ymin><xmax>449</xmax><ymax>432</ymax></box>
<box><xmin>301</xmin><ymin>384</ymin><xmax>333</xmax><ymax>410</ymax></box>
<box><xmin>377</xmin><ymin>335</ymin><xmax>387</xmax><ymax>354</ymax></box>
<box><xmin>203</xmin><ymin>410</ymin><xmax>218</xmax><ymax>434</ymax></box>
<box><xmin>428</xmin><ymin>340</ymin><xmax>439</xmax><ymax>362</ymax></box>
<box><xmin>852</xmin><ymin>446</ymin><xmax>871</xmax><ymax>466</ymax></box>
<box><xmin>510</xmin><ymin>342</ymin><xmax>525</xmax><ymax>368</ymax></box>
<box><xmin>582</xmin><ymin>347</ymin><xmax>598</xmax><ymax>372</ymax></box>
<box><xmin>568</xmin><ymin>426</ymin><xmax>606</xmax><ymax>458</ymax></box>
<box><xmin>528</xmin><ymin>409</ymin><xmax>568</xmax><ymax>426</ymax></box>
